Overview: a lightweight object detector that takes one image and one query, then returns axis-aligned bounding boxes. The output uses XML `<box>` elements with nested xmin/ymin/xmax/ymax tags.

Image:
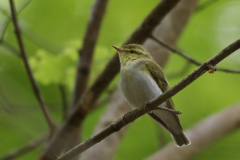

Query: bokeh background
<box><xmin>0</xmin><ymin>0</ymin><xmax>240</xmax><ymax>159</ymax></box>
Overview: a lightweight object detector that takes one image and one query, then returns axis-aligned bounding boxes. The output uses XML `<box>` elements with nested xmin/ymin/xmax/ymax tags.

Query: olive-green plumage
<box><xmin>113</xmin><ymin>43</ymin><xmax>190</xmax><ymax>147</ymax></box>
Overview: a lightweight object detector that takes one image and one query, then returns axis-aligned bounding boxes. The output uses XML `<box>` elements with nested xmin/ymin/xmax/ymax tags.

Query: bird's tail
<box><xmin>169</xmin><ymin>130</ymin><xmax>191</xmax><ymax>147</ymax></box>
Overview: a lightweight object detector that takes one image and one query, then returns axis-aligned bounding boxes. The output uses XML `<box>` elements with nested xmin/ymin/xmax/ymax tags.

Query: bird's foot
<box><xmin>122</xmin><ymin>113</ymin><xmax>128</xmax><ymax>125</ymax></box>
<box><xmin>141</xmin><ymin>102</ymin><xmax>148</xmax><ymax>112</ymax></box>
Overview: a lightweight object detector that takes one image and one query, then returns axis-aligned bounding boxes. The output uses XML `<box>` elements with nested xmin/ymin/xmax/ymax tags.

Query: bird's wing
<box><xmin>145</xmin><ymin>60</ymin><xmax>182</xmax><ymax>128</ymax></box>
<box><xmin>145</xmin><ymin>60</ymin><xmax>175</xmax><ymax>110</ymax></box>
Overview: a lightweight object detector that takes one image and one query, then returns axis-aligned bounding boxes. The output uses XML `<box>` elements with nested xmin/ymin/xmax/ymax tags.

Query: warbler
<box><xmin>113</xmin><ymin>44</ymin><xmax>190</xmax><ymax>147</ymax></box>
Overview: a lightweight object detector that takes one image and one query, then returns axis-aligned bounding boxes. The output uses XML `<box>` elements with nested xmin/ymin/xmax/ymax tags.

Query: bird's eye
<box><xmin>130</xmin><ymin>50</ymin><xmax>135</xmax><ymax>53</ymax></box>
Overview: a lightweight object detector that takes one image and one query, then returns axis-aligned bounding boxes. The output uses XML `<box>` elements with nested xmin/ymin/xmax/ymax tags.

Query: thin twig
<box><xmin>150</xmin><ymin>35</ymin><xmax>202</xmax><ymax>65</ymax></box>
<box><xmin>0</xmin><ymin>0</ymin><xmax>32</xmax><ymax>41</ymax></box>
<box><xmin>150</xmin><ymin>35</ymin><xmax>240</xmax><ymax>74</ymax></box>
<box><xmin>9</xmin><ymin>0</ymin><xmax>55</xmax><ymax>132</ymax></box>
<box><xmin>39</xmin><ymin>1</ymin><xmax>180</xmax><ymax>159</ymax></box>
<box><xmin>216</xmin><ymin>67</ymin><xmax>240</xmax><ymax>73</ymax></box>
<box><xmin>0</xmin><ymin>134</ymin><xmax>47</xmax><ymax>160</ymax></box>
<box><xmin>58</xmin><ymin>39</ymin><xmax>240</xmax><ymax>160</ymax></box>
<box><xmin>70</xmin><ymin>0</ymin><xmax>109</xmax><ymax>108</ymax></box>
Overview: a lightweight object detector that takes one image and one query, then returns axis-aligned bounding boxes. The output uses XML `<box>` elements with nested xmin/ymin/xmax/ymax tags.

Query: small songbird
<box><xmin>113</xmin><ymin>44</ymin><xmax>191</xmax><ymax>147</ymax></box>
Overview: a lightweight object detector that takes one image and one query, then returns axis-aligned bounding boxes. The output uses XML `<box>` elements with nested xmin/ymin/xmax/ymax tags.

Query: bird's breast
<box><xmin>120</xmin><ymin>65</ymin><xmax>162</xmax><ymax>110</ymax></box>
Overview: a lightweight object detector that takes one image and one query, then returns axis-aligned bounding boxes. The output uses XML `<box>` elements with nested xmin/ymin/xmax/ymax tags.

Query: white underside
<box><xmin>120</xmin><ymin>63</ymin><xmax>182</xmax><ymax>135</ymax></box>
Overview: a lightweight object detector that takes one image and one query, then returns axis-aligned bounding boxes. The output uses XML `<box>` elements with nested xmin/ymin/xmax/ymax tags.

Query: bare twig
<box><xmin>58</xmin><ymin>39</ymin><xmax>240</xmax><ymax>160</ymax></box>
<box><xmin>147</xmin><ymin>103</ymin><xmax>240</xmax><ymax>160</ymax></box>
<box><xmin>216</xmin><ymin>67</ymin><xmax>240</xmax><ymax>73</ymax></box>
<box><xmin>150</xmin><ymin>35</ymin><xmax>240</xmax><ymax>74</ymax></box>
<box><xmin>0</xmin><ymin>0</ymin><xmax>31</xmax><ymax>41</ymax></box>
<box><xmin>150</xmin><ymin>35</ymin><xmax>202</xmax><ymax>65</ymax></box>
<box><xmin>9</xmin><ymin>0</ymin><xmax>55</xmax><ymax>132</ymax></box>
<box><xmin>39</xmin><ymin>1</ymin><xmax>180</xmax><ymax>159</ymax></box>
<box><xmin>70</xmin><ymin>0</ymin><xmax>109</xmax><ymax>108</ymax></box>
<box><xmin>0</xmin><ymin>134</ymin><xmax>47</xmax><ymax>160</ymax></box>
<box><xmin>59</xmin><ymin>85</ymin><xmax>68</xmax><ymax>120</ymax></box>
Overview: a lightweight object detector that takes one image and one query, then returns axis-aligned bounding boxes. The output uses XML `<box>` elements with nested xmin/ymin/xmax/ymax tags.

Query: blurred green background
<box><xmin>0</xmin><ymin>0</ymin><xmax>240</xmax><ymax>159</ymax></box>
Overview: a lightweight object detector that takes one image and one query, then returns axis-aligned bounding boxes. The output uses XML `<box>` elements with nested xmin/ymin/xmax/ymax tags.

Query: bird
<box><xmin>112</xmin><ymin>43</ymin><xmax>191</xmax><ymax>147</ymax></box>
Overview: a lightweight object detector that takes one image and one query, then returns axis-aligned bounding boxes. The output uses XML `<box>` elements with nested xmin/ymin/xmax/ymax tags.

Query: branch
<box><xmin>39</xmin><ymin>1</ymin><xmax>180</xmax><ymax>159</ymax></box>
<box><xmin>150</xmin><ymin>35</ymin><xmax>240</xmax><ymax>74</ymax></box>
<box><xmin>70</xmin><ymin>0</ymin><xmax>109</xmax><ymax>108</ymax></box>
<box><xmin>0</xmin><ymin>134</ymin><xmax>47</xmax><ymax>160</ymax></box>
<box><xmin>9</xmin><ymin>0</ymin><xmax>55</xmax><ymax>132</ymax></box>
<box><xmin>146</xmin><ymin>103</ymin><xmax>240</xmax><ymax>160</ymax></box>
<box><xmin>58</xmin><ymin>39</ymin><xmax>240</xmax><ymax>160</ymax></box>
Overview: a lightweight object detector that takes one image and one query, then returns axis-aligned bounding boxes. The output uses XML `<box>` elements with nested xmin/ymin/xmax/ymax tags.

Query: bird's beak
<box><xmin>112</xmin><ymin>45</ymin><xmax>123</xmax><ymax>52</ymax></box>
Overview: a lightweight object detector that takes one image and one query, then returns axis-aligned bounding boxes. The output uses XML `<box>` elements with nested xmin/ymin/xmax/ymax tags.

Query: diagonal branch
<box><xmin>58</xmin><ymin>39</ymin><xmax>240</xmax><ymax>160</ymax></box>
<box><xmin>70</xmin><ymin>0</ymin><xmax>109</xmax><ymax>108</ymax></box>
<box><xmin>9</xmin><ymin>0</ymin><xmax>55</xmax><ymax>132</ymax></box>
<box><xmin>39</xmin><ymin>0</ymin><xmax>180</xmax><ymax>159</ymax></box>
<box><xmin>150</xmin><ymin>35</ymin><xmax>240</xmax><ymax>74</ymax></box>
<box><xmin>0</xmin><ymin>134</ymin><xmax>47</xmax><ymax>160</ymax></box>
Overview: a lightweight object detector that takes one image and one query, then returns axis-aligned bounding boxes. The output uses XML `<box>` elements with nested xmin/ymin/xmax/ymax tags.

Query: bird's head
<box><xmin>113</xmin><ymin>44</ymin><xmax>152</xmax><ymax>66</ymax></box>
